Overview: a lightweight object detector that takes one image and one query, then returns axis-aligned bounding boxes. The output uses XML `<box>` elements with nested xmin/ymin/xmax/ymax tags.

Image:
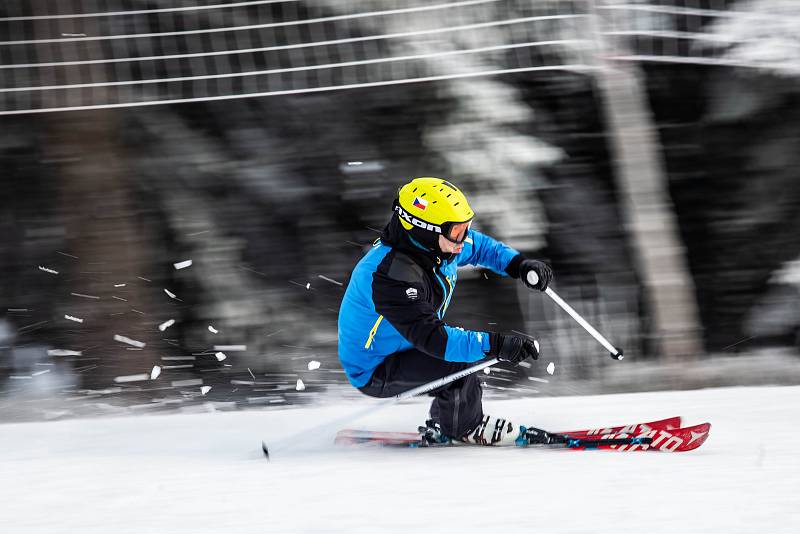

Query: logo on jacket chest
<box><xmin>405</xmin><ymin>287</ymin><xmax>419</xmax><ymax>300</ymax></box>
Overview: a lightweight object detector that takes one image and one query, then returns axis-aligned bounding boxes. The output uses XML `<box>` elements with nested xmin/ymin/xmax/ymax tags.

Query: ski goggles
<box><xmin>441</xmin><ymin>220</ymin><xmax>472</xmax><ymax>244</ymax></box>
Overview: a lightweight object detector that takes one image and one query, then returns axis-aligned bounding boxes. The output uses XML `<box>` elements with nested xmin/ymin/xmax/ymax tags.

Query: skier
<box><xmin>337</xmin><ymin>177</ymin><xmax>553</xmax><ymax>446</ymax></box>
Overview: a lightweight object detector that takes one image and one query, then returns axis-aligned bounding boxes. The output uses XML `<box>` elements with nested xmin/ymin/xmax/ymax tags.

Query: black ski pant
<box><xmin>358</xmin><ymin>348</ymin><xmax>484</xmax><ymax>439</ymax></box>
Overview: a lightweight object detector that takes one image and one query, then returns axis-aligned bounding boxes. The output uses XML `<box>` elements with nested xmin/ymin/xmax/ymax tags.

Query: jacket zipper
<box><xmin>442</xmin><ymin>273</ymin><xmax>454</xmax><ymax>314</ymax></box>
<box><xmin>433</xmin><ymin>269</ymin><xmax>451</xmax><ymax>319</ymax></box>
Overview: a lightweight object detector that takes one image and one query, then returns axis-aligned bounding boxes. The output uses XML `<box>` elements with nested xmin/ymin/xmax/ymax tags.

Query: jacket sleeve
<box><xmin>457</xmin><ymin>229</ymin><xmax>523</xmax><ymax>277</ymax></box>
<box><xmin>372</xmin><ymin>268</ymin><xmax>490</xmax><ymax>363</ymax></box>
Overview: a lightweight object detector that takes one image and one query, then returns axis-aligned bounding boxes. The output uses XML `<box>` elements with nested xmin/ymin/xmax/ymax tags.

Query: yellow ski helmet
<box><xmin>394</xmin><ymin>177</ymin><xmax>474</xmax><ymax>249</ymax></box>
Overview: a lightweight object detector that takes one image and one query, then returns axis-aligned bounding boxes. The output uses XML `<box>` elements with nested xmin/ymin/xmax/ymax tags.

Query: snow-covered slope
<box><xmin>2</xmin><ymin>386</ymin><xmax>798</xmax><ymax>533</ymax></box>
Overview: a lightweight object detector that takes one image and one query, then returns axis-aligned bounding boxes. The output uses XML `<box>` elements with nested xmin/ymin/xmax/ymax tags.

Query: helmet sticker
<box><xmin>394</xmin><ymin>204</ymin><xmax>442</xmax><ymax>233</ymax></box>
<box><xmin>412</xmin><ymin>197</ymin><xmax>428</xmax><ymax>210</ymax></box>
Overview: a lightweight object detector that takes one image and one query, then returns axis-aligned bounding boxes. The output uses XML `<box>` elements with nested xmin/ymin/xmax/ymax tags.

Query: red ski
<box><xmin>334</xmin><ymin>417</ymin><xmax>710</xmax><ymax>452</ymax></box>
<box><xmin>601</xmin><ymin>422</ymin><xmax>711</xmax><ymax>452</ymax></box>
<box><xmin>556</xmin><ymin>415</ymin><xmax>682</xmax><ymax>438</ymax></box>
<box><xmin>335</xmin><ymin>416</ymin><xmax>681</xmax><ymax>447</ymax></box>
<box><xmin>546</xmin><ymin>422</ymin><xmax>711</xmax><ymax>452</ymax></box>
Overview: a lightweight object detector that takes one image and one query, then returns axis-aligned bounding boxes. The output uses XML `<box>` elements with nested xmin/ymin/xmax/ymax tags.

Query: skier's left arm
<box><xmin>457</xmin><ymin>229</ymin><xmax>553</xmax><ymax>291</ymax></box>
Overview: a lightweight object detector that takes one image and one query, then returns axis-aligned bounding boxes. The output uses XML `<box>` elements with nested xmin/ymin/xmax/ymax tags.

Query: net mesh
<box><xmin>598</xmin><ymin>0</ymin><xmax>799</xmax><ymax>72</ymax></box>
<box><xmin>0</xmin><ymin>0</ymin><xmax>594</xmax><ymax>114</ymax></box>
<box><xmin>2</xmin><ymin>0</ymin><xmax>797</xmax><ymax>115</ymax></box>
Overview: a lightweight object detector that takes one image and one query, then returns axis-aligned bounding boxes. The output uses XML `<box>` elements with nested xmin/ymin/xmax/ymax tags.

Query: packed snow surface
<box><xmin>2</xmin><ymin>386</ymin><xmax>798</xmax><ymax>533</ymax></box>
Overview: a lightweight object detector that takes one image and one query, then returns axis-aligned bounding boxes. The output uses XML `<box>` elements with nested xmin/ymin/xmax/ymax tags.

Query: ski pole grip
<box><xmin>526</xmin><ymin>271</ymin><xmax>539</xmax><ymax>287</ymax></box>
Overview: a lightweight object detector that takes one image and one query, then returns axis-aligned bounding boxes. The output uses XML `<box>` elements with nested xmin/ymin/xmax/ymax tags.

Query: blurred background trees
<box><xmin>1</xmin><ymin>0</ymin><xmax>799</xmax><ymax>421</ymax></box>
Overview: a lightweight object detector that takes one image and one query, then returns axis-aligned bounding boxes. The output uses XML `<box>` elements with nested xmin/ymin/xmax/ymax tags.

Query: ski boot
<box><xmin>417</xmin><ymin>419</ymin><xmax>452</xmax><ymax>447</ymax></box>
<box><xmin>461</xmin><ymin>415</ymin><xmax>518</xmax><ymax>446</ymax></box>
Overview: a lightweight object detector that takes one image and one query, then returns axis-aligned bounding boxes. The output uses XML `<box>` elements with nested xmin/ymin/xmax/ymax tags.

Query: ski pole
<box><xmin>394</xmin><ymin>357</ymin><xmax>500</xmax><ymax>400</ymax></box>
<box><xmin>527</xmin><ymin>271</ymin><xmax>624</xmax><ymax>361</ymax></box>
<box><xmin>393</xmin><ymin>334</ymin><xmax>539</xmax><ymax>399</ymax></box>
<box><xmin>262</xmin><ymin>355</ymin><xmax>508</xmax><ymax>460</ymax></box>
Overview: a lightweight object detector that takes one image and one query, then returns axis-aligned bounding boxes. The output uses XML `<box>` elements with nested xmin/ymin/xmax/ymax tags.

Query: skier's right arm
<box><xmin>371</xmin><ymin>261</ymin><xmax>489</xmax><ymax>363</ymax></box>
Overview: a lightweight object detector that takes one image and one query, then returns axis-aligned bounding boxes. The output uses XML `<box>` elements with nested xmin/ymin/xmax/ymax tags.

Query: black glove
<box><xmin>488</xmin><ymin>333</ymin><xmax>540</xmax><ymax>364</ymax></box>
<box><xmin>519</xmin><ymin>259</ymin><xmax>553</xmax><ymax>292</ymax></box>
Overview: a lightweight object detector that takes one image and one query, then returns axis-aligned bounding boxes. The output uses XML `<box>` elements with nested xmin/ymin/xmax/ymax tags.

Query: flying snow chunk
<box><xmin>208</xmin><ymin>325</ymin><xmax>218</xmax><ymax>334</ymax></box>
<box><xmin>483</xmin><ymin>368</ymin><xmax>491</xmax><ymax>375</ymax></box>
<box><xmin>318</xmin><ymin>274</ymin><xmax>343</xmax><ymax>286</ymax></box>
<box><xmin>295</xmin><ymin>379</ymin><xmax>306</xmax><ymax>391</ymax></box>
<box><xmin>114</xmin><ymin>334</ymin><xmax>146</xmax><ymax>348</ymax></box>
<box><xmin>305</xmin><ymin>282</ymin><xmax>311</xmax><ymax>290</ymax></box>
<box><xmin>48</xmin><ymin>349</ymin><xmax>82</xmax><ymax>356</ymax></box>
<box><xmin>172</xmin><ymin>379</ymin><xmax>202</xmax><ymax>387</ymax></box>
<box><xmin>173</xmin><ymin>260</ymin><xmax>193</xmax><ymax>270</ymax></box>
<box><xmin>164</xmin><ymin>289</ymin><xmax>177</xmax><ymax>299</ymax></box>
<box><xmin>546</xmin><ymin>362</ymin><xmax>555</xmax><ymax>375</ymax></box>
<box><xmin>64</xmin><ymin>315</ymin><xmax>84</xmax><ymax>323</ymax></box>
<box><xmin>38</xmin><ymin>266</ymin><xmax>59</xmax><ymax>274</ymax></box>
<box><xmin>215</xmin><ymin>352</ymin><xmax>227</xmax><ymax>361</ymax></box>
<box><xmin>114</xmin><ymin>283</ymin><xmax>126</xmax><ymax>288</ymax></box>
<box><xmin>307</xmin><ymin>360</ymin><xmax>321</xmax><ymax>371</ymax></box>
<box><xmin>114</xmin><ymin>373</ymin><xmax>150</xmax><ymax>383</ymax></box>
<box><xmin>150</xmin><ymin>366</ymin><xmax>162</xmax><ymax>380</ymax></box>
<box><xmin>200</xmin><ymin>386</ymin><xmax>212</xmax><ymax>395</ymax></box>
<box><xmin>71</xmin><ymin>292</ymin><xmax>99</xmax><ymax>300</ymax></box>
<box><xmin>158</xmin><ymin>319</ymin><xmax>175</xmax><ymax>331</ymax></box>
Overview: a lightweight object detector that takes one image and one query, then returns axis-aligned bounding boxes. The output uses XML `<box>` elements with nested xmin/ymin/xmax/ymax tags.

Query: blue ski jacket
<box><xmin>337</xmin><ymin>218</ymin><xmax>523</xmax><ymax>387</ymax></box>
